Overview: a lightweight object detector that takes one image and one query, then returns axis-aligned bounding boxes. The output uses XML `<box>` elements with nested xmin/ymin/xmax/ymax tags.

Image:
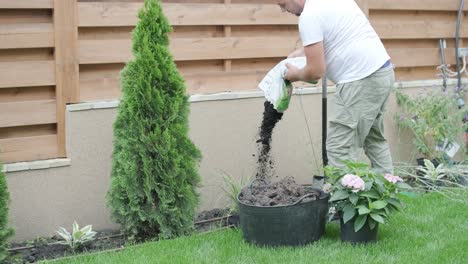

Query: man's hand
<box><xmin>287</xmin><ymin>48</ymin><xmax>305</xmax><ymax>58</ymax></box>
<box><xmin>284</xmin><ymin>42</ymin><xmax>325</xmax><ymax>82</ymax></box>
<box><xmin>284</xmin><ymin>63</ymin><xmax>301</xmax><ymax>82</ymax></box>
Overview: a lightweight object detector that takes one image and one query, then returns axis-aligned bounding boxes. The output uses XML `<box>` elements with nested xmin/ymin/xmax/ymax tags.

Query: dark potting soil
<box><xmin>238</xmin><ymin>176</ymin><xmax>319</xmax><ymax>207</ymax></box>
<box><xmin>255</xmin><ymin>101</ymin><xmax>283</xmax><ymax>180</ymax></box>
<box><xmin>6</xmin><ymin>229</ymin><xmax>126</xmax><ymax>264</ymax></box>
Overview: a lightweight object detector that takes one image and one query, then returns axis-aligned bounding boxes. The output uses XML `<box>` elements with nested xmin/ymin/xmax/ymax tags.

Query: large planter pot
<box><xmin>237</xmin><ymin>187</ymin><xmax>329</xmax><ymax>247</ymax></box>
<box><xmin>416</xmin><ymin>158</ymin><xmax>441</xmax><ymax>168</ymax></box>
<box><xmin>340</xmin><ymin>217</ymin><xmax>378</xmax><ymax>244</ymax></box>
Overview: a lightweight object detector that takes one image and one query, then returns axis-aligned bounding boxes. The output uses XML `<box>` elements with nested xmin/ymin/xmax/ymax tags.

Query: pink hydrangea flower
<box><xmin>341</xmin><ymin>174</ymin><xmax>365</xmax><ymax>193</ymax></box>
<box><xmin>384</xmin><ymin>174</ymin><xmax>403</xmax><ymax>184</ymax></box>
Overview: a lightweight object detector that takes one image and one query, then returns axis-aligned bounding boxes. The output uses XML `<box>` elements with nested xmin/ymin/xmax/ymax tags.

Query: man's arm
<box><xmin>284</xmin><ymin>42</ymin><xmax>325</xmax><ymax>82</ymax></box>
<box><xmin>288</xmin><ymin>47</ymin><xmax>305</xmax><ymax>58</ymax></box>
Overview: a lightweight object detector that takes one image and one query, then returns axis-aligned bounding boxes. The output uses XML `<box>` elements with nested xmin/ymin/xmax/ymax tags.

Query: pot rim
<box><xmin>236</xmin><ymin>187</ymin><xmax>330</xmax><ymax>209</ymax></box>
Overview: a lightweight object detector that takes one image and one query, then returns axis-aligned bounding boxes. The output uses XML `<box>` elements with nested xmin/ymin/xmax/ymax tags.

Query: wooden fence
<box><xmin>0</xmin><ymin>0</ymin><xmax>466</xmax><ymax>163</ymax></box>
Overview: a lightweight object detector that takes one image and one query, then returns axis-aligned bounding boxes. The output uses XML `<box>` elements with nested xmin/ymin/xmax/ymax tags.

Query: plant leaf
<box><xmin>396</xmin><ymin>182</ymin><xmax>412</xmax><ymax>190</ymax></box>
<box><xmin>349</xmin><ymin>193</ymin><xmax>359</xmax><ymax>205</ymax></box>
<box><xmin>354</xmin><ymin>214</ymin><xmax>367</xmax><ymax>232</ymax></box>
<box><xmin>386</xmin><ymin>198</ymin><xmax>402</xmax><ymax>210</ymax></box>
<box><xmin>369</xmin><ymin>219</ymin><xmax>377</xmax><ymax>230</ymax></box>
<box><xmin>330</xmin><ymin>190</ymin><xmax>349</xmax><ymax>202</ymax></box>
<box><xmin>372</xmin><ymin>201</ymin><xmax>388</xmax><ymax>210</ymax></box>
<box><xmin>358</xmin><ymin>206</ymin><xmax>371</xmax><ymax>215</ymax></box>
<box><xmin>73</xmin><ymin>222</ymin><xmax>79</xmax><ymax>234</ymax></box>
<box><xmin>343</xmin><ymin>204</ymin><xmax>356</xmax><ymax>224</ymax></box>
<box><xmin>370</xmin><ymin>213</ymin><xmax>385</xmax><ymax>224</ymax></box>
<box><xmin>360</xmin><ymin>190</ymin><xmax>380</xmax><ymax>199</ymax></box>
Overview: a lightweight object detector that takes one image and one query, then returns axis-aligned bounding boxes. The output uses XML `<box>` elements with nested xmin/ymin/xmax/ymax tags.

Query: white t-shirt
<box><xmin>299</xmin><ymin>0</ymin><xmax>390</xmax><ymax>84</ymax></box>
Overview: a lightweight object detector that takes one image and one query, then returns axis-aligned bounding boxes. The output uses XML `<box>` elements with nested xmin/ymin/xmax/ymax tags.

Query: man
<box><xmin>279</xmin><ymin>0</ymin><xmax>395</xmax><ymax>173</ymax></box>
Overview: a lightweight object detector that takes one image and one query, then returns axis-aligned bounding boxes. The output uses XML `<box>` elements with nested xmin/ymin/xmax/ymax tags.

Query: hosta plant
<box><xmin>56</xmin><ymin>222</ymin><xmax>97</xmax><ymax>251</ymax></box>
<box><xmin>325</xmin><ymin>162</ymin><xmax>411</xmax><ymax>232</ymax></box>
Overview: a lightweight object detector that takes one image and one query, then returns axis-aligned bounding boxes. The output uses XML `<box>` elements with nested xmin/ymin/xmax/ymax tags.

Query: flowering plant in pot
<box><xmin>325</xmin><ymin>161</ymin><xmax>411</xmax><ymax>244</ymax></box>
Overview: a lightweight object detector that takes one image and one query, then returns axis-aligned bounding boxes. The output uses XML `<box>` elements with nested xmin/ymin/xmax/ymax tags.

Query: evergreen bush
<box><xmin>107</xmin><ymin>0</ymin><xmax>201</xmax><ymax>241</ymax></box>
<box><xmin>0</xmin><ymin>161</ymin><xmax>14</xmax><ymax>262</ymax></box>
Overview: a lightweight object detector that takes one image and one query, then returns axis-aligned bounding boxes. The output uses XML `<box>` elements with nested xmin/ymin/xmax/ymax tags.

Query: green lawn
<box><xmin>46</xmin><ymin>192</ymin><xmax>468</xmax><ymax>264</ymax></box>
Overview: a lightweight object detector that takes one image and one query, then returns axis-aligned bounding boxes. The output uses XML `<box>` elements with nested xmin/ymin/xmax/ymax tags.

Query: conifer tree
<box><xmin>0</xmin><ymin>161</ymin><xmax>14</xmax><ymax>261</ymax></box>
<box><xmin>107</xmin><ymin>0</ymin><xmax>201</xmax><ymax>241</ymax></box>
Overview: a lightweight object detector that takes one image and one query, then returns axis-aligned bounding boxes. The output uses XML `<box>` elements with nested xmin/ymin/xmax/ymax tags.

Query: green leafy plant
<box><xmin>394</xmin><ymin>88</ymin><xmax>467</xmax><ymax>161</ymax></box>
<box><xmin>221</xmin><ymin>172</ymin><xmax>250</xmax><ymax>214</ymax></box>
<box><xmin>0</xmin><ymin>162</ymin><xmax>13</xmax><ymax>262</ymax></box>
<box><xmin>107</xmin><ymin>0</ymin><xmax>201</xmax><ymax>241</ymax></box>
<box><xmin>56</xmin><ymin>222</ymin><xmax>97</xmax><ymax>251</ymax></box>
<box><xmin>325</xmin><ymin>161</ymin><xmax>411</xmax><ymax>232</ymax></box>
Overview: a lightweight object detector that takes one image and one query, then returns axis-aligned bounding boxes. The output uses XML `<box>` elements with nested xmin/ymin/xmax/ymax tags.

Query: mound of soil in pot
<box><xmin>239</xmin><ymin>176</ymin><xmax>319</xmax><ymax>206</ymax></box>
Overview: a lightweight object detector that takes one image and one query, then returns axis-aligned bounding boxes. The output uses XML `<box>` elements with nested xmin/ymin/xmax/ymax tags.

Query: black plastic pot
<box><xmin>340</xmin><ymin>217</ymin><xmax>378</xmax><ymax>244</ymax></box>
<box><xmin>237</xmin><ymin>187</ymin><xmax>329</xmax><ymax>247</ymax></box>
<box><xmin>416</xmin><ymin>158</ymin><xmax>441</xmax><ymax>168</ymax></box>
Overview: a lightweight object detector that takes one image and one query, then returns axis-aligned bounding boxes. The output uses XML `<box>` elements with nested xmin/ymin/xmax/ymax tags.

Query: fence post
<box><xmin>355</xmin><ymin>0</ymin><xmax>369</xmax><ymax>17</ymax></box>
<box><xmin>54</xmin><ymin>0</ymin><xmax>79</xmax><ymax>157</ymax></box>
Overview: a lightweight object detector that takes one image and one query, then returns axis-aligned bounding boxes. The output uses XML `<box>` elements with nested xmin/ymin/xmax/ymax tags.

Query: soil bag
<box><xmin>258</xmin><ymin>57</ymin><xmax>316</xmax><ymax>113</ymax></box>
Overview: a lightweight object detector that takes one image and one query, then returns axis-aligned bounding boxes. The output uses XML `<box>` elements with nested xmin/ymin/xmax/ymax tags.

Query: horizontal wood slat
<box><xmin>0</xmin><ymin>135</ymin><xmax>59</xmax><ymax>163</ymax></box>
<box><xmin>369</xmin><ymin>0</ymin><xmax>468</xmax><ymax>11</ymax></box>
<box><xmin>373</xmin><ymin>20</ymin><xmax>468</xmax><ymax>39</ymax></box>
<box><xmin>0</xmin><ymin>0</ymin><xmax>53</xmax><ymax>9</ymax></box>
<box><xmin>78</xmin><ymin>3</ymin><xmax>296</xmax><ymax>27</ymax></box>
<box><xmin>0</xmin><ymin>61</ymin><xmax>55</xmax><ymax>88</ymax></box>
<box><xmin>0</xmin><ymin>100</ymin><xmax>57</xmax><ymax>128</ymax></box>
<box><xmin>79</xmin><ymin>69</ymin><xmax>268</xmax><ymax>101</ymax></box>
<box><xmin>388</xmin><ymin>48</ymin><xmax>455</xmax><ymax>68</ymax></box>
<box><xmin>79</xmin><ymin>37</ymin><xmax>301</xmax><ymax>64</ymax></box>
<box><xmin>0</xmin><ymin>23</ymin><xmax>54</xmax><ymax>49</ymax></box>
<box><xmin>79</xmin><ymin>38</ymin><xmax>451</xmax><ymax>68</ymax></box>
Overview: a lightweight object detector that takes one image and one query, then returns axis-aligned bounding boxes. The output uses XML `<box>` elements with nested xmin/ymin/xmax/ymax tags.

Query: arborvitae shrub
<box><xmin>107</xmin><ymin>0</ymin><xmax>201</xmax><ymax>241</ymax></box>
<box><xmin>0</xmin><ymin>161</ymin><xmax>14</xmax><ymax>262</ymax></box>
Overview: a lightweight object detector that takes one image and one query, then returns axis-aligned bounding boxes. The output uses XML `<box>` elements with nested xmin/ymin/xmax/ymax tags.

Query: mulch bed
<box><xmin>6</xmin><ymin>210</ymin><xmax>238</xmax><ymax>263</ymax></box>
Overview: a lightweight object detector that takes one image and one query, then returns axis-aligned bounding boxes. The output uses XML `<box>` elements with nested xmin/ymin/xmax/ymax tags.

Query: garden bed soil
<box><xmin>238</xmin><ymin>176</ymin><xmax>319</xmax><ymax>207</ymax></box>
<box><xmin>6</xmin><ymin>210</ymin><xmax>237</xmax><ymax>264</ymax></box>
<box><xmin>6</xmin><ymin>229</ymin><xmax>126</xmax><ymax>264</ymax></box>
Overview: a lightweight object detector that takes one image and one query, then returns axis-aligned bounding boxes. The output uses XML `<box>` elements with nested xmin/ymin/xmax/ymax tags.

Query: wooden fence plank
<box><xmin>79</xmin><ymin>37</ymin><xmax>301</xmax><ymax>64</ymax></box>
<box><xmin>0</xmin><ymin>23</ymin><xmax>54</xmax><ymax>49</ymax></box>
<box><xmin>369</xmin><ymin>0</ymin><xmax>468</xmax><ymax>11</ymax></box>
<box><xmin>0</xmin><ymin>135</ymin><xmax>59</xmax><ymax>163</ymax></box>
<box><xmin>79</xmin><ymin>69</ymin><xmax>269</xmax><ymax>101</ymax></box>
<box><xmin>54</xmin><ymin>0</ymin><xmax>79</xmax><ymax>158</ymax></box>
<box><xmin>0</xmin><ymin>100</ymin><xmax>56</xmax><ymax>128</ymax></box>
<box><xmin>0</xmin><ymin>0</ymin><xmax>53</xmax><ymax>9</ymax></box>
<box><xmin>388</xmin><ymin>48</ymin><xmax>455</xmax><ymax>68</ymax></box>
<box><xmin>355</xmin><ymin>0</ymin><xmax>369</xmax><ymax>17</ymax></box>
<box><xmin>79</xmin><ymin>37</ymin><xmax>452</xmax><ymax>66</ymax></box>
<box><xmin>0</xmin><ymin>61</ymin><xmax>55</xmax><ymax>88</ymax></box>
<box><xmin>78</xmin><ymin>2</ymin><xmax>296</xmax><ymax>27</ymax></box>
<box><xmin>373</xmin><ymin>20</ymin><xmax>461</xmax><ymax>39</ymax></box>
<box><xmin>0</xmin><ymin>124</ymin><xmax>56</xmax><ymax>140</ymax></box>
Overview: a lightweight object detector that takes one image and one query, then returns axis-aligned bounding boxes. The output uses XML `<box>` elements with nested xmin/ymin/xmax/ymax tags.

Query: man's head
<box><xmin>278</xmin><ymin>0</ymin><xmax>306</xmax><ymax>17</ymax></box>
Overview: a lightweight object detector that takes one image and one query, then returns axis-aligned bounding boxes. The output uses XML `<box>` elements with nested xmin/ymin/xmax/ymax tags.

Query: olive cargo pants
<box><xmin>326</xmin><ymin>65</ymin><xmax>395</xmax><ymax>174</ymax></box>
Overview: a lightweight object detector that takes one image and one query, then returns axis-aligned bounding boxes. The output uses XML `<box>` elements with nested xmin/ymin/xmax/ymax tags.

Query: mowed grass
<box><xmin>46</xmin><ymin>192</ymin><xmax>468</xmax><ymax>264</ymax></box>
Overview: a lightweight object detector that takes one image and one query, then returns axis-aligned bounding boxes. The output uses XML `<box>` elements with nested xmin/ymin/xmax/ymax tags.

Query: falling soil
<box><xmin>239</xmin><ymin>176</ymin><xmax>319</xmax><ymax>206</ymax></box>
<box><xmin>255</xmin><ymin>101</ymin><xmax>283</xmax><ymax>180</ymax></box>
<box><xmin>239</xmin><ymin>101</ymin><xmax>319</xmax><ymax>207</ymax></box>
